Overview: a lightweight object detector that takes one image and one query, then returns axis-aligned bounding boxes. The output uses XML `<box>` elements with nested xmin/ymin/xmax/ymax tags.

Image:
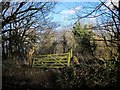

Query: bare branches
<box><xmin>75</xmin><ymin>3</ymin><xmax>103</xmax><ymax>24</ymax></box>
<box><xmin>2</xmin><ymin>2</ymin><xmax>56</xmax><ymax>60</ymax></box>
<box><xmin>2</xmin><ymin>2</ymin><xmax>56</xmax><ymax>29</ymax></box>
<box><xmin>99</xmin><ymin>0</ymin><xmax>120</xmax><ymax>20</ymax></box>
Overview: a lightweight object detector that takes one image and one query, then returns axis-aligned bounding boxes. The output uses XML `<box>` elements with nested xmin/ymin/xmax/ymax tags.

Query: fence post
<box><xmin>67</xmin><ymin>52</ymin><xmax>70</xmax><ymax>66</ymax></box>
<box><xmin>29</xmin><ymin>58</ymin><xmax>32</xmax><ymax>67</ymax></box>
<box><xmin>67</xmin><ymin>49</ymin><xmax>72</xmax><ymax>66</ymax></box>
<box><xmin>70</xmin><ymin>49</ymin><xmax>72</xmax><ymax>58</ymax></box>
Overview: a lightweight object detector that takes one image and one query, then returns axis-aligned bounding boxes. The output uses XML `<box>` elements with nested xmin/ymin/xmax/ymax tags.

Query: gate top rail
<box><xmin>36</xmin><ymin>53</ymin><xmax>70</xmax><ymax>57</ymax></box>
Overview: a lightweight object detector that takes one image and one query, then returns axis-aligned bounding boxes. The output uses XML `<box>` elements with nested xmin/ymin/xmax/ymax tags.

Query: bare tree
<box><xmin>1</xmin><ymin>1</ymin><xmax>56</xmax><ymax>61</ymax></box>
<box><xmin>74</xmin><ymin>0</ymin><xmax>119</xmax><ymax>58</ymax></box>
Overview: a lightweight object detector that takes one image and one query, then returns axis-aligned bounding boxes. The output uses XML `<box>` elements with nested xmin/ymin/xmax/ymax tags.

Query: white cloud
<box><xmin>103</xmin><ymin>0</ymin><xmax>119</xmax><ymax>10</ymax></box>
<box><xmin>60</xmin><ymin>9</ymin><xmax>76</xmax><ymax>15</ymax></box>
<box><xmin>102</xmin><ymin>0</ymin><xmax>119</xmax><ymax>5</ymax></box>
<box><xmin>60</xmin><ymin>6</ymin><xmax>81</xmax><ymax>15</ymax></box>
<box><xmin>90</xmin><ymin>18</ymin><xmax>97</xmax><ymax>25</ymax></box>
<box><xmin>107</xmin><ymin>0</ymin><xmax>118</xmax><ymax>2</ymax></box>
<box><xmin>75</xmin><ymin>6</ymin><xmax>81</xmax><ymax>10</ymax></box>
<box><xmin>60</xmin><ymin>6</ymin><xmax>81</xmax><ymax>14</ymax></box>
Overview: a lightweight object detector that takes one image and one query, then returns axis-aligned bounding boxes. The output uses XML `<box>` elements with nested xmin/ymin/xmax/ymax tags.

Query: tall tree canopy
<box><xmin>73</xmin><ymin>22</ymin><xmax>96</xmax><ymax>60</ymax></box>
<box><xmin>74</xmin><ymin>0</ymin><xmax>120</xmax><ymax>58</ymax></box>
<box><xmin>1</xmin><ymin>1</ymin><xmax>56</xmax><ymax>60</ymax></box>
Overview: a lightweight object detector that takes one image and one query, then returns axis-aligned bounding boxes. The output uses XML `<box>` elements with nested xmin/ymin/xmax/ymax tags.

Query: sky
<box><xmin>51</xmin><ymin>2</ymin><xmax>100</xmax><ymax>30</ymax></box>
<box><xmin>1</xmin><ymin>0</ymin><xmax>119</xmax><ymax>30</ymax></box>
<box><xmin>0</xmin><ymin>0</ymin><xmax>118</xmax><ymax>2</ymax></box>
<box><xmin>0</xmin><ymin>0</ymin><xmax>101</xmax><ymax>2</ymax></box>
<box><xmin>50</xmin><ymin>0</ymin><xmax>119</xmax><ymax>30</ymax></box>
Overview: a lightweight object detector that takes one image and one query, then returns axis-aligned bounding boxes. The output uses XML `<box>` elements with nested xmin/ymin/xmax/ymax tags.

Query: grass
<box><xmin>2</xmin><ymin>58</ymin><xmax>120</xmax><ymax>89</ymax></box>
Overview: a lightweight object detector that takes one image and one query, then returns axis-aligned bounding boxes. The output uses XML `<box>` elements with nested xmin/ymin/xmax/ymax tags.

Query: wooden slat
<box><xmin>41</xmin><ymin>60</ymin><xmax>67</xmax><ymax>63</ymax></box>
<box><xmin>33</xmin><ymin>65</ymin><xmax>65</xmax><ymax>69</ymax></box>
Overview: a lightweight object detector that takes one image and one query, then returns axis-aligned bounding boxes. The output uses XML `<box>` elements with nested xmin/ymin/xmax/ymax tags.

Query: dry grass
<box><xmin>2</xmin><ymin>60</ymin><xmax>59</xmax><ymax>89</ymax></box>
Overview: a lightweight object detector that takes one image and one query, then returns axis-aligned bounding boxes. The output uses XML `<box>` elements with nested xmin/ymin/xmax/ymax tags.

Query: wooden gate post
<box><xmin>70</xmin><ymin>49</ymin><xmax>72</xmax><ymax>58</ymax></box>
<box><xmin>67</xmin><ymin>49</ymin><xmax>72</xmax><ymax>66</ymax></box>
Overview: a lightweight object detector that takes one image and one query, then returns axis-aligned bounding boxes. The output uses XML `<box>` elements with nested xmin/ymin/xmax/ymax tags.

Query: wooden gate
<box><xmin>32</xmin><ymin>49</ymin><xmax>72</xmax><ymax>68</ymax></box>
